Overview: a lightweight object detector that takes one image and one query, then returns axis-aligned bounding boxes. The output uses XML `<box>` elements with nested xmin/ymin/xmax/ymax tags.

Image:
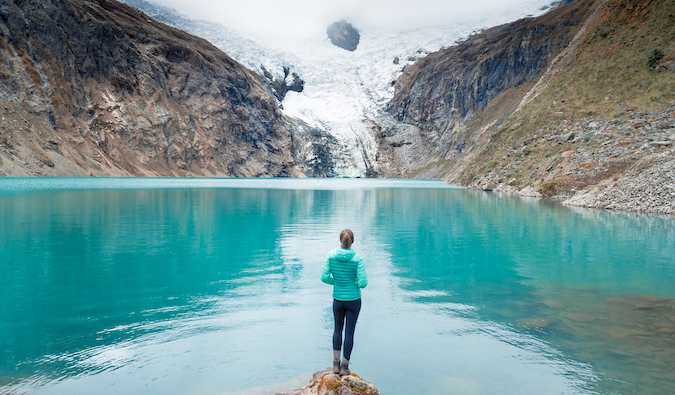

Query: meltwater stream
<box><xmin>1</xmin><ymin>178</ymin><xmax>674</xmax><ymax>394</ymax></box>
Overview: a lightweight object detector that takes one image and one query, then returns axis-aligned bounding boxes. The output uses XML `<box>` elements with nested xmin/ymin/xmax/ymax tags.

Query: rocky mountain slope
<box><xmin>0</xmin><ymin>0</ymin><xmax>297</xmax><ymax>177</ymax></box>
<box><xmin>387</xmin><ymin>0</ymin><xmax>675</xmax><ymax>214</ymax></box>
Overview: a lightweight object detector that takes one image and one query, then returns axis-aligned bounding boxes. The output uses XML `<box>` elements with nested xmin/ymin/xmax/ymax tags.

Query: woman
<box><xmin>321</xmin><ymin>229</ymin><xmax>368</xmax><ymax>376</ymax></box>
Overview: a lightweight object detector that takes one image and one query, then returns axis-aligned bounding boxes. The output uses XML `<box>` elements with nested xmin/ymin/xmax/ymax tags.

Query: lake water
<box><xmin>1</xmin><ymin>178</ymin><xmax>674</xmax><ymax>395</ymax></box>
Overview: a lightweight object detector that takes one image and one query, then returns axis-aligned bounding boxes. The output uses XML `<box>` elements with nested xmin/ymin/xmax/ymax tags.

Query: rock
<box><xmin>668</xmin><ymin>134</ymin><xmax>675</xmax><ymax>141</ymax></box>
<box><xmin>563</xmin><ymin>132</ymin><xmax>576</xmax><ymax>142</ymax></box>
<box><xmin>562</xmin><ymin>150</ymin><xmax>574</xmax><ymax>158</ymax></box>
<box><xmin>650</xmin><ymin>141</ymin><xmax>673</xmax><ymax>147</ymax></box>
<box><xmin>260</xmin><ymin>65</ymin><xmax>305</xmax><ymax>102</ymax></box>
<box><xmin>655</xmin><ymin>60</ymin><xmax>675</xmax><ymax>72</ymax></box>
<box><xmin>44</xmin><ymin>140</ymin><xmax>59</xmax><ymax>151</ymax></box>
<box><xmin>326</xmin><ymin>20</ymin><xmax>360</xmax><ymax>51</ymax></box>
<box><xmin>278</xmin><ymin>369</ymin><xmax>379</xmax><ymax>395</ymax></box>
<box><xmin>588</xmin><ymin>121</ymin><xmax>600</xmax><ymax>128</ymax></box>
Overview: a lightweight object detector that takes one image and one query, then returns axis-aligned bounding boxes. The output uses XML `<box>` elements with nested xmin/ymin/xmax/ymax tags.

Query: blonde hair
<box><xmin>340</xmin><ymin>229</ymin><xmax>354</xmax><ymax>249</ymax></box>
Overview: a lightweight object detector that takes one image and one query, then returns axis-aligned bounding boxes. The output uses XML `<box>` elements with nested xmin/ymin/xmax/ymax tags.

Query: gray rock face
<box><xmin>261</xmin><ymin>66</ymin><xmax>305</xmax><ymax>102</ymax></box>
<box><xmin>326</xmin><ymin>20</ymin><xmax>360</xmax><ymax>51</ymax></box>
<box><xmin>388</xmin><ymin>2</ymin><xmax>592</xmax><ymax>133</ymax></box>
<box><xmin>290</xmin><ymin>121</ymin><xmax>339</xmax><ymax>178</ymax></box>
<box><xmin>0</xmin><ymin>0</ymin><xmax>296</xmax><ymax>177</ymax></box>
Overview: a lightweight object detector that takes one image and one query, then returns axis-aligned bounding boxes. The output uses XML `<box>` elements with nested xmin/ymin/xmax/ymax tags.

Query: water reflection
<box><xmin>365</xmin><ymin>188</ymin><xmax>675</xmax><ymax>394</ymax></box>
<box><xmin>0</xmin><ymin>180</ymin><xmax>673</xmax><ymax>394</ymax></box>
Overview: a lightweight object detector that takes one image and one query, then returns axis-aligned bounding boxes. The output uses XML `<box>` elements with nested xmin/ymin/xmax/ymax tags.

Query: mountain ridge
<box><xmin>0</xmin><ymin>0</ymin><xmax>297</xmax><ymax>177</ymax></box>
<box><xmin>386</xmin><ymin>0</ymin><xmax>675</xmax><ymax>214</ymax></box>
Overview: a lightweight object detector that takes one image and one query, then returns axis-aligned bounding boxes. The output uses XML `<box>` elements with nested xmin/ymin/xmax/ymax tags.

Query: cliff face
<box><xmin>0</xmin><ymin>0</ymin><xmax>296</xmax><ymax>177</ymax></box>
<box><xmin>387</xmin><ymin>0</ymin><xmax>596</xmax><ymax>162</ymax></box>
<box><xmin>387</xmin><ymin>0</ymin><xmax>675</xmax><ymax>214</ymax></box>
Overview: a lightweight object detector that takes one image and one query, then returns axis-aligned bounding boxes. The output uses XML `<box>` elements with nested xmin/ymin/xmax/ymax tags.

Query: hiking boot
<box><xmin>339</xmin><ymin>360</ymin><xmax>350</xmax><ymax>376</ymax></box>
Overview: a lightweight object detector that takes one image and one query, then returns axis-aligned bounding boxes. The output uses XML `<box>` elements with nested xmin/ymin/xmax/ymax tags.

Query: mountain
<box><xmin>0</xmin><ymin>0</ymin><xmax>296</xmax><ymax>177</ymax></box>
<box><xmin>118</xmin><ymin>0</ymin><xmax>561</xmax><ymax>179</ymax></box>
<box><xmin>2</xmin><ymin>0</ymin><xmax>671</xmax><ymax>214</ymax></box>
<box><xmin>387</xmin><ymin>0</ymin><xmax>675</xmax><ymax>214</ymax></box>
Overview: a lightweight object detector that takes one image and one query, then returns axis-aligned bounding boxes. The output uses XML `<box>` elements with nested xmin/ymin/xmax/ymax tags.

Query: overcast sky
<box><xmin>152</xmin><ymin>0</ymin><xmax>546</xmax><ymax>35</ymax></box>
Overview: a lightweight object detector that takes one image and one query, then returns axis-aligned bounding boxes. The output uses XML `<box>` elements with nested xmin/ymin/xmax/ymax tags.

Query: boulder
<box><xmin>278</xmin><ymin>369</ymin><xmax>379</xmax><ymax>395</ymax></box>
<box><xmin>326</xmin><ymin>20</ymin><xmax>360</xmax><ymax>51</ymax></box>
<box><xmin>655</xmin><ymin>60</ymin><xmax>675</xmax><ymax>72</ymax></box>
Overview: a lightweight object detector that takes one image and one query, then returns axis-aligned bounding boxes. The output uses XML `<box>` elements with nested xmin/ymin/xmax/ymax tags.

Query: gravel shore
<box><xmin>468</xmin><ymin>105</ymin><xmax>675</xmax><ymax>215</ymax></box>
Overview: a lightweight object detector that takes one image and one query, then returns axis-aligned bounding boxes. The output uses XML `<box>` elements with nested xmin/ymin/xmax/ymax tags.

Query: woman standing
<box><xmin>321</xmin><ymin>229</ymin><xmax>368</xmax><ymax>376</ymax></box>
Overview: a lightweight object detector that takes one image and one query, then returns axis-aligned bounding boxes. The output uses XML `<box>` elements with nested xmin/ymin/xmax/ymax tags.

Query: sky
<box><xmin>151</xmin><ymin>0</ymin><xmax>548</xmax><ymax>35</ymax></box>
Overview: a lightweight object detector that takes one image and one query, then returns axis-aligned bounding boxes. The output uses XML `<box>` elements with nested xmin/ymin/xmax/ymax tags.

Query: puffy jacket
<box><xmin>321</xmin><ymin>247</ymin><xmax>368</xmax><ymax>301</ymax></box>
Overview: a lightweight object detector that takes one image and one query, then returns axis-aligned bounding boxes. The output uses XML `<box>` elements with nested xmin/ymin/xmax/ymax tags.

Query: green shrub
<box><xmin>646</xmin><ymin>49</ymin><xmax>664</xmax><ymax>69</ymax></box>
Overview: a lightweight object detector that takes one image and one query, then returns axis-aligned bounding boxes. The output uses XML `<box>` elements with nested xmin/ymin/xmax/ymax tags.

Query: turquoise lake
<box><xmin>1</xmin><ymin>178</ymin><xmax>674</xmax><ymax>395</ymax></box>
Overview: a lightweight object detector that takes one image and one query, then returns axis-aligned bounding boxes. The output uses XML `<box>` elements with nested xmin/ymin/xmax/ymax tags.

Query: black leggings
<box><xmin>333</xmin><ymin>298</ymin><xmax>361</xmax><ymax>361</ymax></box>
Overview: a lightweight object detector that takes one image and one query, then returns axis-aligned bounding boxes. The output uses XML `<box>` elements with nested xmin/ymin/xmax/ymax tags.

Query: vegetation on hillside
<box><xmin>461</xmin><ymin>0</ymin><xmax>675</xmax><ymax>194</ymax></box>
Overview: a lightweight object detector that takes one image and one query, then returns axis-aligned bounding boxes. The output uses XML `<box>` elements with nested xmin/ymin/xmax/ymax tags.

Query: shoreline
<box><xmin>466</xmin><ymin>106</ymin><xmax>675</xmax><ymax>216</ymax></box>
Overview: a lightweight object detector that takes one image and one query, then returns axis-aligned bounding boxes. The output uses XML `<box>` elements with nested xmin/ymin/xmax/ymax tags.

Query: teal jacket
<box><xmin>321</xmin><ymin>247</ymin><xmax>368</xmax><ymax>301</ymax></box>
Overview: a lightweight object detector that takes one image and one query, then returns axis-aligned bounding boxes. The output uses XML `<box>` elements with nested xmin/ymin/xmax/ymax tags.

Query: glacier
<box><xmin>122</xmin><ymin>0</ymin><xmax>558</xmax><ymax>177</ymax></box>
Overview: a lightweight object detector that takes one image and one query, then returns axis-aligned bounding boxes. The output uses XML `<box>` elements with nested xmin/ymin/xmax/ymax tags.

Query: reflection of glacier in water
<box><xmin>122</xmin><ymin>0</ymin><xmax>556</xmax><ymax>176</ymax></box>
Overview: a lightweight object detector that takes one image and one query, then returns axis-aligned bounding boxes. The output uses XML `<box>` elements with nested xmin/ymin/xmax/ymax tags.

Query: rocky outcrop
<box><xmin>277</xmin><ymin>369</ymin><xmax>379</xmax><ymax>395</ymax></box>
<box><xmin>326</xmin><ymin>20</ymin><xmax>360</xmax><ymax>52</ymax></box>
<box><xmin>290</xmin><ymin>121</ymin><xmax>339</xmax><ymax>177</ymax></box>
<box><xmin>0</xmin><ymin>0</ymin><xmax>297</xmax><ymax>177</ymax></box>
<box><xmin>261</xmin><ymin>66</ymin><xmax>305</xmax><ymax>102</ymax></box>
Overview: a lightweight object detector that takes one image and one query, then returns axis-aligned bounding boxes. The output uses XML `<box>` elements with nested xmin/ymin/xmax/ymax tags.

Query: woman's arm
<box><xmin>356</xmin><ymin>259</ymin><xmax>368</xmax><ymax>288</ymax></box>
<box><xmin>321</xmin><ymin>257</ymin><xmax>334</xmax><ymax>284</ymax></box>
